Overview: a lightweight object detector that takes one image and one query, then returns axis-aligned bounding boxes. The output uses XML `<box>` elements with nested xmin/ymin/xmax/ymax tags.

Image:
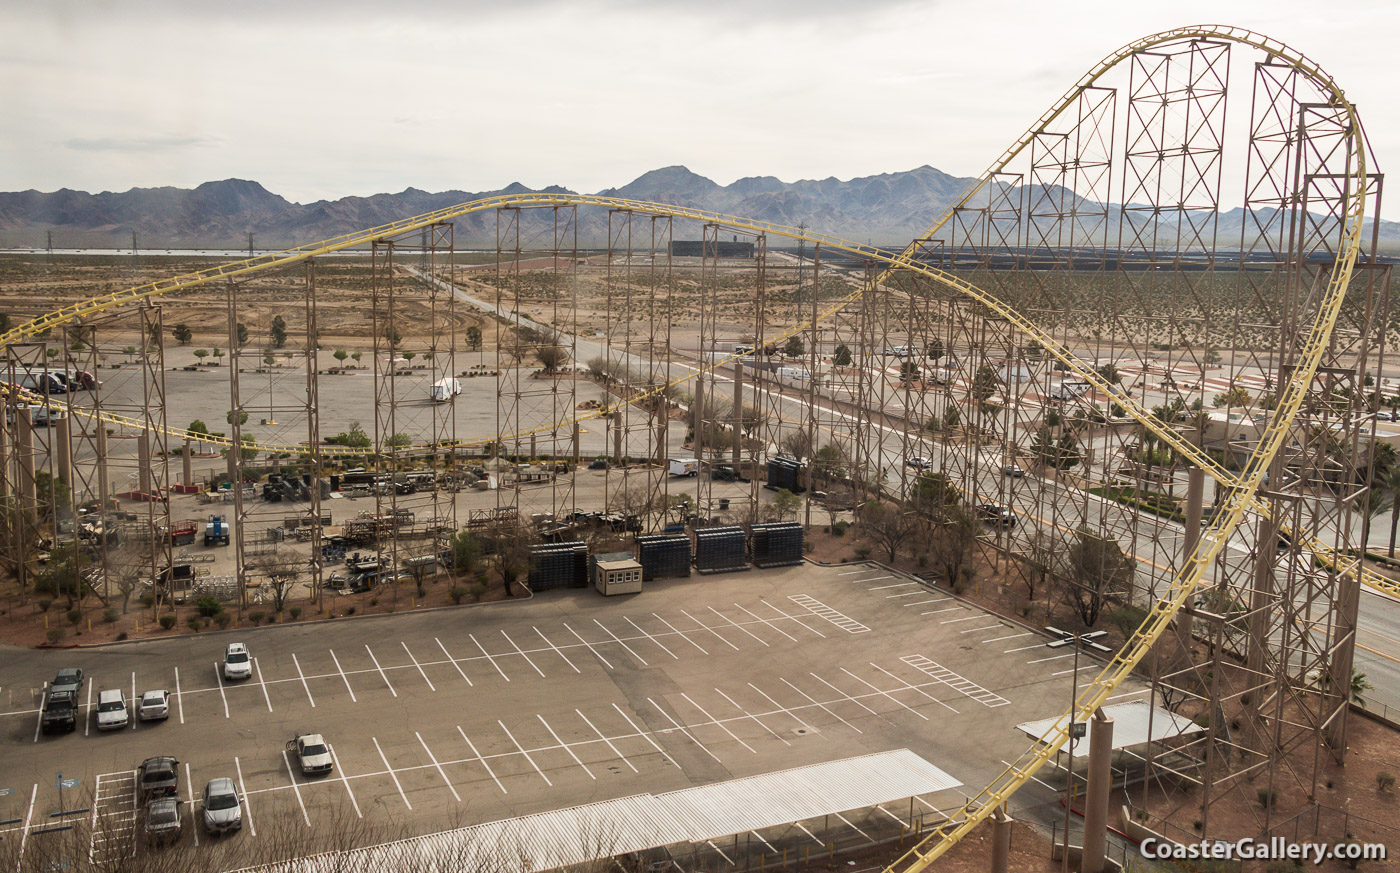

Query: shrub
<box><xmin>215</xmin><ymin>613</ymin><xmax>232</xmax><ymax>629</ymax></box>
<box><xmin>66</xmin><ymin>608</ymin><xmax>82</xmax><ymax>626</ymax></box>
<box><xmin>158</xmin><ymin>614</ymin><xmax>177</xmax><ymax>630</ymax></box>
<box><xmin>1257</xmin><ymin>788</ymin><xmax>1277</xmax><ymax>808</ymax></box>
<box><xmin>1193</xmin><ymin>820</ymin><xmax>1202</xmax><ymax>831</ymax></box>
<box><xmin>186</xmin><ymin>617</ymin><xmax>203</xmax><ymax>632</ymax></box>
<box><xmin>345</xmin><ymin>607</ymin><xmax>356</xmax><ymax>616</ymax></box>
<box><xmin>854</xmin><ymin>546</ymin><xmax>871</xmax><ymax>559</ymax></box>
<box><xmin>116</xmin><ymin>632</ymin><xmax>128</xmax><ymax>641</ymax></box>
<box><xmin>46</xmin><ymin>627</ymin><xmax>66</xmax><ymax>644</ymax></box>
<box><xmin>449</xmin><ymin>586</ymin><xmax>468</xmax><ymax>604</ymax></box>
<box><xmin>471</xmin><ymin>582</ymin><xmax>488</xmax><ymax>602</ymax></box>
<box><xmin>195</xmin><ymin>595</ymin><xmax>223</xmax><ymax>617</ymax></box>
<box><xmin>139</xmin><ymin>592</ymin><xmax>155</xmax><ymax>607</ymax></box>
<box><xmin>36</xmin><ymin>598</ymin><xmax>53</xmax><ymax>612</ymax></box>
<box><xmin>369</xmin><ymin>598</ymin><xmax>379</xmax><ymax>607</ymax></box>
<box><xmin>831</xmin><ymin>520</ymin><xmax>848</xmax><ymax>536</ymax></box>
<box><xmin>102</xmin><ymin>608</ymin><xmax>118</xmax><ymax>623</ymax></box>
<box><xmin>288</xmin><ymin>606</ymin><xmax>302</xmax><ymax>620</ymax></box>
<box><xmin>1378</xmin><ymin>771</ymin><xmax>1396</xmax><ymax>792</ymax></box>
<box><xmin>248</xmin><ymin>611</ymin><xmax>265</xmax><ymax>625</ymax></box>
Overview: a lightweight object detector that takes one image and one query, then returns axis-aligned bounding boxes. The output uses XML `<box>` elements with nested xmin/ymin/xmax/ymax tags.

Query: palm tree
<box><xmin>1360</xmin><ymin>487</ymin><xmax>1390</xmax><ymax>555</ymax></box>
<box><xmin>1352</xmin><ymin>669</ymin><xmax>1373</xmax><ymax>707</ymax></box>
<box><xmin>1386</xmin><ymin>464</ymin><xmax>1400</xmax><ymax>557</ymax></box>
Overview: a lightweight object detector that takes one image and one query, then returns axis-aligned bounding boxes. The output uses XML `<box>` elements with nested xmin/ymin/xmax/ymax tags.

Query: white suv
<box><xmin>223</xmin><ymin>643</ymin><xmax>252</xmax><ymax>681</ymax></box>
<box><xmin>96</xmin><ymin>689</ymin><xmax>128</xmax><ymax>731</ymax></box>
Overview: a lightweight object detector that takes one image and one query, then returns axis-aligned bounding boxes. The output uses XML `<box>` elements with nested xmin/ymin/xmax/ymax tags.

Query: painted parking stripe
<box><xmin>941</xmin><ymin>615</ymin><xmax>985</xmax><ymax>624</ymax></box>
<box><xmin>648</xmin><ymin>698</ymin><xmax>724</xmax><ymax>762</ymax></box>
<box><xmin>254</xmin><ymin>659</ymin><xmax>274</xmax><ymax>712</ymax></box>
<box><xmin>234</xmin><ymin>757</ymin><xmax>257</xmax><ymax>837</ymax></box>
<box><xmin>681</xmin><ymin>693</ymin><xmax>755</xmax><ymax>753</ymax></box>
<box><xmin>780</xmin><ymin>677</ymin><xmax>862</xmax><ymax>733</ymax></box>
<box><xmin>575</xmin><ymin>709</ymin><xmax>639</xmax><ymax>772</ymax></box>
<box><xmin>174</xmin><ymin>667</ymin><xmax>186</xmax><ymax>723</ymax></box>
<box><xmin>1028</xmin><ymin>653</ymin><xmax>1074</xmax><ymax>664</ymax></box>
<box><xmin>808</xmin><ymin>673</ymin><xmax>878</xmax><ymax>716</ymax></box>
<box><xmin>17</xmin><ymin>784</ymin><xmax>35</xmax><ymax>860</ymax></box>
<box><xmin>758</xmin><ymin>599</ymin><xmax>827</xmax><ymax>638</ymax></box>
<box><xmin>680</xmin><ymin>609</ymin><xmax>740</xmax><ymax>651</ymax></box>
<box><xmin>984</xmin><ymin>632</ymin><xmax>1034</xmax><ymax>643</ymax></box>
<box><xmin>500</xmin><ymin>630</ymin><xmax>546</xmax><ymax>678</ymax></box>
<box><xmin>435</xmin><ymin>638</ymin><xmax>475</xmax><ymax>685</ymax></box>
<box><xmin>611</xmin><ymin>703</ymin><xmax>679</xmax><ymax>768</ymax></box>
<box><xmin>863</xmin><ymin>663</ymin><xmax>957</xmax><ymax>714</ymax></box>
<box><xmin>457</xmin><ymin>727</ymin><xmax>507</xmax><ymax>794</ymax></box>
<box><xmin>594</xmin><ymin>620</ymin><xmax>650</xmax><ymax>665</ymax></box>
<box><xmin>870</xmin><ymin>582</ymin><xmax>916</xmax><ymax>591</ymax></box>
<box><xmin>533</xmin><ymin>627</ymin><xmax>581</xmax><ymax>673</ymax></box>
<box><xmin>732</xmin><ymin>603</ymin><xmax>798</xmax><ymax>642</ymax></box>
<box><xmin>788</xmin><ymin>595</ymin><xmax>870</xmax><ymax>633</ymax></box>
<box><xmin>184</xmin><ymin>762</ymin><xmax>199</xmax><ymax>847</ymax></box>
<box><xmin>497</xmin><ymin>720</ymin><xmax>552</xmax><ymax>786</ymax></box>
<box><xmin>470</xmin><ymin>633</ymin><xmax>512</xmax><ymax>680</ymax></box>
<box><xmin>537</xmin><ymin>715</ymin><xmax>595</xmax><ymax>779</ymax></box>
<box><xmin>328</xmin><ymin>649</ymin><xmax>357</xmax><ymax>702</ymax></box>
<box><xmin>291</xmin><ymin>654</ymin><xmax>316</xmax><ymax>707</ymax></box>
<box><xmin>213</xmin><ymin>663</ymin><xmax>230</xmax><ymax>718</ymax></box>
<box><xmin>372</xmin><ymin>737</ymin><xmax>412</xmax><ymax>809</ymax></box>
<box><xmin>652</xmin><ymin>613</ymin><xmax>709</xmax><ymax>654</ymax></box>
<box><xmin>709</xmin><ymin>606</ymin><xmax>770</xmax><ymax>646</ymax></box>
<box><xmin>415</xmin><ymin>732</ymin><xmax>462</xmax><ymax>801</ymax></box>
<box><xmin>906</xmin><ymin>597</ymin><xmax>952</xmax><ymax>607</ymax></box>
<box><xmin>713</xmin><ymin>686</ymin><xmax>790</xmax><ymax>746</ymax></box>
<box><xmin>959</xmin><ymin>624</ymin><xmax>1005</xmax><ymax>634</ymax></box>
<box><xmin>1005</xmin><ymin>643</ymin><xmax>1044</xmax><ymax>653</ymax></box>
<box><xmin>364</xmin><ymin>646</ymin><xmax>398</xmax><ymax>697</ymax></box>
<box><xmin>900</xmin><ymin>655</ymin><xmax>1010</xmax><ymax>708</ymax></box>
<box><xmin>401</xmin><ymin>643</ymin><xmax>436</xmax><ymax>692</ymax></box>
<box><xmin>747</xmin><ymin>682</ymin><xmax>815</xmax><ymax>733</ymax></box>
<box><xmin>280</xmin><ymin>750</ymin><xmax>312</xmax><ymax>826</ymax></box>
<box><xmin>922</xmin><ymin>606</ymin><xmax>964</xmax><ymax>616</ymax></box>
<box><xmin>329</xmin><ymin>745</ymin><xmax>362</xmax><ymax>817</ymax></box>
<box><xmin>624</xmin><ymin>616</ymin><xmax>679</xmax><ymax>659</ymax></box>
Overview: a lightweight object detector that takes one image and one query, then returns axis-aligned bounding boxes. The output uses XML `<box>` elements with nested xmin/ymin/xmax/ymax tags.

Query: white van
<box><xmin>430</xmin><ymin>378</ymin><xmax>462</xmax><ymax>403</ymax></box>
<box><xmin>668</xmin><ymin>458</ymin><xmax>699</xmax><ymax>477</ymax></box>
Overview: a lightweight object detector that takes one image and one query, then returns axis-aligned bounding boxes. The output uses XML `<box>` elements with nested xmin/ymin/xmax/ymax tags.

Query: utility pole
<box><xmin>248</xmin><ymin>232</ymin><xmax>255</xmax><ymax>260</ymax></box>
<box><xmin>46</xmin><ymin>230</ymin><xmax>53</xmax><ymax>271</ymax></box>
<box><xmin>794</xmin><ymin>221</ymin><xmax>808</xmax><ymax>303</ymax></box>
<box><xmin>1044</xmin><ymin>627</ymin><xmax>1111</xmax><ymax>873</ymax></box>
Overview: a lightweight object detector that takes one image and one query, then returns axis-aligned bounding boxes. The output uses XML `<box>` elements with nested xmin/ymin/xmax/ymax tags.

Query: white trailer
<box><xmin>668</xmin><ymin>458</ymin><xmax>699</xmax><ymax>477</ymax></box>
<box><xmin>430</xmin><ymin>378</ymin><xmax>462</xmax><ymax>403</ymax></box>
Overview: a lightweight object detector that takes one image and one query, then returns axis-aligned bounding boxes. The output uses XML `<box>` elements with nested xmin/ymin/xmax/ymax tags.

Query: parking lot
<box><xmin>0</xmin><ymin>562</ymin><xmax>1144</xmax><ymax>868</ymax></box>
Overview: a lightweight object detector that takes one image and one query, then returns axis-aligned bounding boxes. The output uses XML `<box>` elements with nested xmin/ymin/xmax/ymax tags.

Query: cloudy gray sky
<box><xmin>3</xmin><ymin>0</ymin><xmax>1395</xmax><ymax>214</ymax></box>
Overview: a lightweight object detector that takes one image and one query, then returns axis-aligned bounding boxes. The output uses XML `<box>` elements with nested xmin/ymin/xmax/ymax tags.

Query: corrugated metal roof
<box><xmin>232</xmin><ymin>749</ymin><xmax>961</xmax><ymax>873</ymax></box>
<box><xmin>1016</xmin><ymin>700</ymin><xmax>1202</xmax><ymax>750</ymax></box>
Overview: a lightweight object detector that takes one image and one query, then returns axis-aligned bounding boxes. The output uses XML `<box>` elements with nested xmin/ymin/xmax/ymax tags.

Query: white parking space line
<box><xmin>906</xmin><ymin>597</ymin><xmax>951</xmax><ymax>607</ymax></box>
<box><xmin>851</xmin><ymin>575</ymin><xmax>893</xmax><ymax>583</ymax></box>
<box><xmin>291</xmin><ymin>654</ymin><xmax>315</xmax><ymax>707</ymax></box>
<box><xmin>500</xmin><ymin>631</ymin><xmax>546</xmax><ymax>678</ymax></box>
<box><xmin>708</xmin><ymin>606</ymin><xmax>769</xmax><ymax>646</ymax></box>
<box><xmin>758</xmin><ymin>599</ymin><xmax>826</xmax><ymax>638</ymax></box>
<box><xmin>648</xmin><ymin>698</ymin><xmax>723</xmax><ymax>762</ymax></box>
<box><xmin>575</xmin><ymin>708</ymin><xmax>638</xmax><ymax>772</ymax></box>
<box><xmin>174</xmin><ymin>667</ymin><xmax>185</xmax><ymax>723</ymax></box>
<box><xmin>415</xmin><ymin>732</ymin><xmax>462</xmax><ymax>801</ymax></box>
<box><xmin>611</xmin><ymin>703</ymin><xmax>679</xmax><ymax>768</ymax></box>
<box><xmin>84</xmin><ymin>680</ymin><xmax>93</xmax><ymax>736</ymax></box>
<box><xmin>497</xmin><ymin>720</ymin><xmax>552</xmax><ymax>786</ymax></box>
<box><xmin>280</xmin><ymin>750</ymin><xmax>312</xmax><ymax>826</ymax></box>
<box><xmin>435</xmin><ymin>638</ymin><xmax>475</xmax><ymax>685</ymax></box>
<box><xmin>921</xmin><ymin>606</ymin><xmax>964</xmax><ymax>616</ymax></box>
<box><xmin>653</xmin><ymin>613</ymin><xmax>709</xmax><ymax>654</ymax></box>
<box><xmin>747</xmin><ymin>682</ymin><xmax>815</xmax><ymax>732</ymax></box>
<box><xmin>328</xmin><ymin>649</ymin><xmax>358</xmax><ymax>703</ymax></box>
<box><xmin>1052</xmin><ymin>665</ymin><xmax>1099</xmax><ymax>677</ymax></box>
<box><xmin>131</xmin><ymin>671</ymin><xmax>137</xmax><ymax>729</ymax></box>
<box><xmin>836</xmin><ymin>569</ymin><xmax>873</xmax><ymax>576</ymax></box>
<box><xmin>457</xmin><ymin>727</ymin><xmax>507</xmax><ymax>794</ymax></box>
<box><xmin>714</xmin><ymin>687</ymin><xmax>790</xmax><ymax>746</ymax></box>
<box><xmin>372</xmin><ymin>736</ymin><xmax>413</xmax><ymax>809</ymax></box>
<box><xmin>184</xmin><ymin>762</ymin><xmax>199</xmax><ymax>847</ymax></box>
<box><xmin>681</xmin><ymin>609</ymin><xmax>740</xmax><ymax>650</ymax></box>
<box><xmin>364</xmin><ymin>645</ymin><xmax>398</xmax><ymax>697</ymax></box>
<box><xmin>788</xmin><ymin>594</ymin><xmax>871</xmax><ymax>633</ymax></box>
<box><xmin>470</xmin><ymin>633</ymin><xmax>512</xmax><ymax>680</ymax></box>
<box><xmin>861</xmin><ymin>663</ymin><xmax>955</xmax><ymax>715</ymax></box>
<box><xmin>681</xmin><ymin>693</ymin><xmax>755</xmax><ymax>753</ymax></box>
<box><xmin>562</xmin><ymin>622</ymin><xmax>614</xmax><ymax>669</ymax></box>
<box><xmin>253</xmin><ymin>659</ymin><xmax>274</xmax><ymax>712</ymax></box>
<box><xmin>17</xmin><ymin>783</ymin><xmax>35</xmax><ymax>859</ymax></box>
<box><xmin>1005</xmin><ymin>643</ymin><xmax>1044</xmax><ymax>653</ymax></box>
<box><xmin>869</xmin><ymin>582</ymin><xmax>916</xmax><ymax>590</ymax></box>
<box><xmin>533</xmin><ymin>627</ymin><xmax>581</xmax><ymax>673</ymax></box>
<box><xmin>233</xmin><ymin>757</ymin><xmax>257</xmax><ymax>837</ymax></box>
<box><xmin>732</xmin><ymin>603</ymin><xmax>798</xmax><ymax>642</ymax></box>
<box><xmin>941</xmin><ymin>615</ymin><xmax>984</xmax><ymax>624</ymax></box>
<box><xmin>808</xmin><ymin>672</ymin><xmax>878</xmax><ymax>716</ymax></box>
<box><xmin>985</xmin><ymin>632</ymin><xmax>1034</xmax><ymax>643</ymax></box>
<box><xmin>594</xmin><ymin>620</ymin><xmax>650</xmax><ymax>665</ymax></box>
<box><xmin>886</xmin><ymin>591</ymin><xmax>924</xmax><ymax>598</ymax></box>
<box><xmin>780</xmin><ymin>677</ymin><xmax>862</xmax><ymax>733</ymax></box>
<box><xmin>213</xmin><ymin>663</ymin><xmax>230</xmax><ymax>718</ymax></box>
<box><xmin>537</xmin><ymin>715</ymin><xmax>595</xmax><ymax>779</ymax></box>
<box><xmin>1028</xmin><ymin>653</ymin><xmax>1074</xmax><ymax>664</ymax></box>
<box><xmin>959</xmin><ymin>624</ymin><xmax>1005</xmax><ymax>634</ymax></box>
<box><xmin>624</xmin><ymin>616</ymin><xmax>679</xmax><ymax>659</ymax></box>
<box><xmin>328</xmin><ymin>745</ymin><xmax>362</xmax><ymax>818</ymax></box>
<box><xmin>401</xmin><ymin>643</ymin><xmax>436</xmax><ymax>691</ymax></box>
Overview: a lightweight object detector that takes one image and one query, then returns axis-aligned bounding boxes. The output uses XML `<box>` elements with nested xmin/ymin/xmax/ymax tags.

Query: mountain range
<box><xmin>1</xmin><ymin>166</ymin><xmax>1396</xmax><ymax>251</ymax></box>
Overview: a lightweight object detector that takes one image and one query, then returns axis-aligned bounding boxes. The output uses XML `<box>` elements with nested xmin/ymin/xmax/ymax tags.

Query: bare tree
<box><xmin>482</xmin><ymin>518</ymin><xmax>538</xmax><ymax>597</ymax></box>
<box><xmin>1062</xmin><ymin>526</ymin><xmax>1134</xmax><ymax>627</ymax></box>
<box><xmin>248</xmin><ymin>547</ymin><xmax>307</xmax><ymax>614</ymax></box>
<box><xmin>920</xmin><ymin>506</ymin><xmax>980</xmax><ymax>588</ymax></box>
<box><xmin>857</xmin><ymin>500</ymin><xmax>919</xmax><ymax>563</ymax></box>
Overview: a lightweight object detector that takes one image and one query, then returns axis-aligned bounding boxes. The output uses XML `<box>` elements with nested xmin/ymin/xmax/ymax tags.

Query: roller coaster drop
<box><xmin>0</xmin><ymin>25</ymin><xmax>1388</xmax><ymax>870</ymax></box>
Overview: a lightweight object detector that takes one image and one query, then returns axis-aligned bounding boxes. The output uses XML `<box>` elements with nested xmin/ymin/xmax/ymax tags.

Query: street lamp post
<box><xmin>1046</xmin><ymin>626</ymin><xmax>1112</xmax><ymax>873</ymax></box>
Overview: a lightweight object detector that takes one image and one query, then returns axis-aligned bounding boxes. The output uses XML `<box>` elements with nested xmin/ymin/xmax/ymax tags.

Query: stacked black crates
<box><xmin>751</xmin><ymin>521</ymin><xmax>804</xmax><ymax>568</ymax></box>
<box><xmin>590</xmin><ymin>551</ymin><xmax>635</xmax><ymax>588</ymax></box>
<box><xmin>694</xmin><ymin>526</ymin><xmax>749</xmax><ymax>574</ymax></box>
<box><xmin>528</xmin><ymin>542</ymin><xmax>588</xmax><ymax>591</ymax></box>
<box><xmin>637</xmin><ymin>535</ymin><xmax>691</xmax><ymax>581</ymax></box>
<box><xmin>766</xmin><ymin>457</ymin><xmax>805</xmax><ymax>492</ymax></box>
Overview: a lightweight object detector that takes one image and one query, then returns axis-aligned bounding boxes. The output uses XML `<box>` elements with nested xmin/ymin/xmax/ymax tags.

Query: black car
<box><xmin>138</xmin><ymin>756</ymin><xmax>180</xmax><ymax>801</ymax></box>
<box><xmin>51</xmin><ymin>668</ymin><xmax>84</xmax><ymax>696</ymax></box>
<box><xmin>711</xmin><ymin>465</ymin><xmax>740</xmax><ymax>482</ymax></box>
<box><xmin>40</xmin><ymin>688</ymin><xmax>79</xmax><ymax>734</ymax></box>
<box><xmin>978</xmin><ymin>503</ymin><xmax>1015</xmax><ymax>528</ymax></box>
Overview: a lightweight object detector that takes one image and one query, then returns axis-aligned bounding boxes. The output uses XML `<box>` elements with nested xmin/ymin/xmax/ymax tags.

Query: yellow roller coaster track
<box><xmin>0</xmin><ymin>24</ymin><xmax>1377</xmax><ymax>867</ymax></box>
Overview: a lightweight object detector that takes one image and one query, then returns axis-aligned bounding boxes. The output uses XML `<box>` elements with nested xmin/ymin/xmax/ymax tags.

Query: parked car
<box><xmin>144</xmin><ymin>797</ymin><xmax>182</xmax><ymax>845</ymax></box>
<box><xmin>978</xmin><ymin>503</ymin><xmax>1016</xmax><ymax>528</ymax></box>
<box><xmin>50</xmin><ymin>668</ymin><xmax>84</xmax><ymax>696</ymax></box>
<box><xmin>710</xmin><ymin>464</ymin><xmax>740</xmax><ymax>482</ymax></box>
<box><xmin>223</xmin><ymin>643</ymin><xmax>252</xmax><ymax>681</ymax></box>
<box><xmin>1002</xmin><ymin>464</ymin><xmax>1025</xmax><ymax>478</ymax></box>
<box><xmin>96</xmin><ymin>689</ymin><xmax>129</xmax><ymax>731</ymax></box>
<box><xmin>288</xmin><ymin>734</ymin><xmax>334</xmax><ymax>776</ymax></box>
<box><xmin>40</xmin><ymin>688</ymin><xmax>79</xmax><ymax>734</ymax></box>
<box><xmin>201</xmin><ymin>778</ymin><xmax>243</xmax><ymax>835</ymax></box>
<box><xmin>138</xmin><ymin>756</ymin><xmax>179</xmax><ymax>801</ymax></box>
<box><xmin>138</xmin><ymin>690</ymin><xmax>171</xmax><ymax>722</ymax></box>
<box><xmin>906</xmin><ymin>456</ymin><xmax>931</xmax><ymax>471</ymax></box>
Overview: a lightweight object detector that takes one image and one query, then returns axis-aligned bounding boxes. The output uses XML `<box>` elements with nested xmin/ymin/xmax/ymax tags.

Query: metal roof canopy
<box><xmin>232</xmin><ymin>749</ymin><xmax>961</xmax><ymax>873</ymax></box>
<box><xmin>1015</xmin><ymin>700</ymin><xmax>1203</xmax><ymax>751</ymax></box>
